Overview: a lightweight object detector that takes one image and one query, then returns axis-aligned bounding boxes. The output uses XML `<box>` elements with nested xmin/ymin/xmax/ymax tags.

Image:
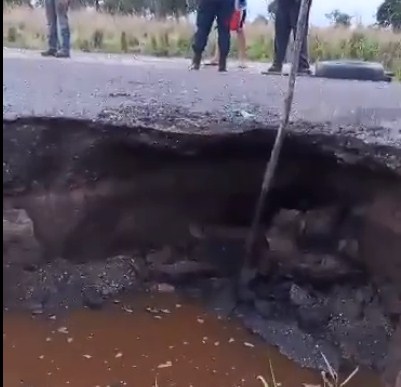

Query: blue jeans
<box><xmin>45</xmin><ymin>0</ymin><xmax>70</xmax><ymax>53</ymax></box>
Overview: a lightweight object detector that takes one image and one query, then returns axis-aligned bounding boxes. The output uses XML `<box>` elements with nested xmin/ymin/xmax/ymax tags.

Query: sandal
<box><xmin>204</xmin><ymin>60</ymin><xmax>219</xmax><ymax>66</ymax></box>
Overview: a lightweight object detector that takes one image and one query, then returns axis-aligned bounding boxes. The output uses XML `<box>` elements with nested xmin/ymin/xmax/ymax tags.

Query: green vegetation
<box><xmin>376</xmin><ymin>0</ymin><xmax>401</xmax><ymax>31</ymax></box>
<box><xmin>3</xmin><ymin>6</ymin><xmax>401</xmax><ymax>80</ymax></box>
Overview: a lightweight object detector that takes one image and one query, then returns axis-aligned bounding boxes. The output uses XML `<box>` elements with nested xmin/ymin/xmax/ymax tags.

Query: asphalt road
<box><xmin>3</xmin><ymin>48</ymin><xmax>401</xmax><ymax>150</ymax></box>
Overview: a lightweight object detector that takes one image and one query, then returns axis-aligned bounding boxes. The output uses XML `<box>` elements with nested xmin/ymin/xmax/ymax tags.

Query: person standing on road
<box><xmin>265</xmin><ymin>0</ymin><xmax>312</xmax><ymax>75</ymax></box>
<box><xmin>191</xmin><ymin>0</ymin><xmax>234</xmax><ymax>72</ymax></box>
<box><xmin>205</xmin><ymin>0</ymin><xmax>248</xmax><ymax>69</ymax></box>
<box><xmin>41</xmin><ymin>0</ymin><xmax>71</xmax><ymax>58</ymax></box>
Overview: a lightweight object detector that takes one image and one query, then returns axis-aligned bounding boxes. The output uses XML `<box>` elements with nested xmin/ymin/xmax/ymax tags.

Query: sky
<box><xmin>247</xmin><ymin>0</ymin><xmax>384</xmax><ymax>26</ymax></box>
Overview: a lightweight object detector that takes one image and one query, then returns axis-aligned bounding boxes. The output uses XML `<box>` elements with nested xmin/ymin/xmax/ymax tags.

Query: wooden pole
<box><xmin>242</xmin><ymin>0</ymin><xmax>311</xmax><ymax>273</ymax></box>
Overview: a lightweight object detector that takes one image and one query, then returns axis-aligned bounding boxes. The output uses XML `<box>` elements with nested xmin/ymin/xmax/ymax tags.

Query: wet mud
<box><xmin>3</xmin><ymin>117</ymin><xmax>401</xmax><ymax>386</ymax></box>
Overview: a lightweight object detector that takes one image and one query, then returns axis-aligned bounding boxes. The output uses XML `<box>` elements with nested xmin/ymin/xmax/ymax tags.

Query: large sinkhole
<box><xmin>3</xmin><ymin>117</ymin><xmax>401</xmax><ymax>383</ymax></box>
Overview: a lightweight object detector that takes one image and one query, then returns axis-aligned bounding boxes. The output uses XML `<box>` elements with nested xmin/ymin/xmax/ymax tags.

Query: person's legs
<box><xmin>192</xmin><ymin>0</ymin><xmax>217</xmax><ymax>69</ymax></box>
<box><xmin>42</xmin><ymin>0</ymin><xmax>58</xmax><ymax>56</ymax></box>
<box><xmin>236</xmin><ymin>30</ymin><xmax>246</xmax><ymax>66</ymax></box>
<box><xmin>55</xmin><ymin>0</ymin><xmax>71</xmax><ymax>57</ymax></box>
<box><xmin>216</xmin><ymin>0</ymin><xmax>234</xmax><ymax>71</ymax></box>
<box><xmin>269</xmin><ymin>0</ymin><xmax>292</xmax><ymax>72</ymax></box>
<box><xmin>212</xmin><ymin>39</ymin><xmax>220</xmax><ymax>62</ymax></box>
<box><xmin>290</xmin><ymin>0</ymin><xmax>311</xmax><ymax>72</ymax></box>
<box><xmin>236</xmin><ymin>10</ymin><xmax>247</xmax><ymax>67</ymax></box>
<box><xmin>205</xmin><ymin>29</ymin><xmax>220</xmax><ymax>65</ymax></box>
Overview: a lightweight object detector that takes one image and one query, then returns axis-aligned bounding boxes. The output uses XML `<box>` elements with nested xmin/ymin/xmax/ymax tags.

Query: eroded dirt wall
<box><xmin>3</xmin><ymin>117</ymin><xmax>401</xmax><ymax>384</ymax></box>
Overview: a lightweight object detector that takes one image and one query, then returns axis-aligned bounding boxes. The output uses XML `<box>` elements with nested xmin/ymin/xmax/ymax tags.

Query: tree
<box><xmin>376</xmin><ymin>0</ymin><xmax>401</xmax><ymax>31</ymax></box>
<box><xmin>147</xmin><ymin>0</ymin><xmax>196</xmax><ymax>19</ymax></box>
<box><xmin>325</xmin><ymin>9</ymin><xmax>352</xmax><ymax>27</ymax></box>
<box><xmin>103</xmin><ymin>0</ymin><xmax>146</xmax><ymax>14</ymax></box>
<box><xmin>102</xmin><ymin>0</ymin><xmax>195</xmax><ymax>17</ymax></box>
<box><xmin>3</xmin><ymin>0</ymin><xmax>32</xmax><ymax>7</ymax></box>
<box><xmin>253</xmin><ymin>14</ymin><xmax>269</xmax><ymax>25</ymax></box>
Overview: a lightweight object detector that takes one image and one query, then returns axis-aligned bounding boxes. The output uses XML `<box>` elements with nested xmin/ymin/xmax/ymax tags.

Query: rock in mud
<box><xmin>146</xmin><ymin>246</ymin><xmax>173</xmax><ymax>266</ymax></box>
<box><xmin>3</xmin><ymin>208</ymin><xmax>43</xmax><ymax>267</ymax></box>
<box><xmin>150</xmin><ymin>283</ymin><xmax>176</xmax><ymax>293</ymax></box>
<box><xmin>337</xmin><ymin>238</ymin><xmax>360</xmax><ymax>261</ymax></box>
<box><xmin>265</xmin><ymin>230</ymin><xmax>299</xmax><ymax>260</ymax></box>
<box><xmin>328</xmin><ymin>285</ymin><xmax>366</xmax><ymax>320</ymax></box>
<box><xmin>289</xmin><ymin>284</ymin><xmax>313</xmax><ymax>307</ymax></box>
<box><xmin>82</xmin><ymin>286</ymin><xmax>105</xmax><ymax>310</ymax></box>
<box><xmin>265</xmin><ymin>211</ymin><xmax>300</xmax><ymax>257</ymax></box>
<box><xmin>83</xmin><ymin>255</ymin><xmax>140</xmax><ymax>296</ymax></box>
<box><xmin>359</xmin><ymin>191</ymin><xmax>401</xmax><ymax>293</ymax></box>
<box><xmin>190</xmin><ymin>236</ymin><xmax>247</xmax><ymax>277</ymax></box>
<box><xmin>150</xmin><ymin>260</ymin><xmax>219</xmax><ymax>283</ymax></box>
<box><xmin>271</xmin><ymin>209</ymin><xmax>303</xmax><ymax>232</ymax></box>
<box><xmin>298</xmin><ymin>206</ymin><xmax>342</xmax><ymax>249</ymax></box>
<box><xmin>293</xmin><ymin>253</ymin><xmax>362</xmax><ymax>284</ymax></box>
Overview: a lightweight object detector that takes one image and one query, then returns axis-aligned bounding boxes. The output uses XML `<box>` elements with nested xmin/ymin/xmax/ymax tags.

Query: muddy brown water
<box><xmin>3</xmin><ymin>293</ymin><xmax>381</xmax><ymax>387</ymax></box>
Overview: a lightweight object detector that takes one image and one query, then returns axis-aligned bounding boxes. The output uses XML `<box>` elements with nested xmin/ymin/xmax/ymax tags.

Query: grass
<box><xmin>152</xmin><ymin>354</ymin><xmax>359</xmax><ymax>387</ymax></box>
<box><xmin>3</xmin><ymin>6</ymin><xmax>401</xmax><ymax>79</ymax></box>
<box><xmin>256</xmin><ymin>354</ymin><xmax>359</xmax><ymax>387</ymax></box>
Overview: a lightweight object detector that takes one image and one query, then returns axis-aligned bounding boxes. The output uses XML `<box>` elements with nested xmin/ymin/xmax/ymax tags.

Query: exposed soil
<box><xmin>3</xmin><ymin>117</ymin><xmax>401</xmax><ymax>386</ymax></box>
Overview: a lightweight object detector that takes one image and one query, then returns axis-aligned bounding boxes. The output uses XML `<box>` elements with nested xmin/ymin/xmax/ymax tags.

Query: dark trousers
<box><xmin>192</xmin><ymin>0</ymin><xmax>234</xmax><ymax>60</ymax></box>
<box><xmin>273</xmin><ymin>0</ymin><xmax>311</xmax><ymax>70</ymax></box>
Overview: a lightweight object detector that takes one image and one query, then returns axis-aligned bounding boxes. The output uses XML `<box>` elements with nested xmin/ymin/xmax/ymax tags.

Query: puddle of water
<box><xmin>3</xmin><ymin>293</ymin><xmax>382</xmax><ymax>387</ymax></box>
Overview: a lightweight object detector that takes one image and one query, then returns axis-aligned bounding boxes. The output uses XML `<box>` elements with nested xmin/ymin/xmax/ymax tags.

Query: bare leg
<box><xmin>205</xmin><ymin>31</ymin><xmax>220</xmax><ymax>65</ymax></box>
<box><xmin>237</xmin><ymin>29</ymin><xmax>247</xmax><ymax>67</ymax></box>
<box><xmin>212</xmin><ymin>38</ymin><xmax>220</xmax><ymax>63</ymax></box>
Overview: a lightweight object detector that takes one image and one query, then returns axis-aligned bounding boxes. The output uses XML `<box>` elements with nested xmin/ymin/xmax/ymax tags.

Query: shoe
<box><xmin>218</xmin><ymin>57</ymin><xmax>227</xmax><ymax>72</ymax></box>
<box><xmin>190</xmin><ymin>53</ymin><xmax>201</xmax><ymax>70</ymax></box>
<box><xmin>261</xmin><ymin>64</ymin><xmax>282</xmax><ymax>75</ymax></box>
<box><xmin>55</xmin><ymin>50</ymin><xmax>70</xmax><ymax>58</ymax></box>
<box><xmin>41</xmin><ymin>49</ymin><xmax>57</xmax><ymax>57</ymax></box>
<box><xmin>204</xmin><ymin>60</ymin><xmax>219</xmax><ymax>66</ymax></box>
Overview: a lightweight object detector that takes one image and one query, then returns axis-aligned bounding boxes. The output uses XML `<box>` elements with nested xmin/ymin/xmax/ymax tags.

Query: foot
<box><xmin>55</xmin><ymin>50</ymin><xmax>70</xmax><ymax>58</ymax></box>
<box><xmin>204</xmin><ymin>59</ymin><xmax>219</xmax><ymax>66</ymax></box>
<box><xmin>218</xmin><ymin>57</ymin><xmax>227</xmax><ymax>72</ymax></box>
<box><xmin>262</xmin><ymin>63</ymin><xmax>282</xmax><ymax>75</ymax></box>
<box><xmin>190</xmin><ymin>53</ymin><xmax>201</xmax><ymax>70</ymax></box>
<box><xmin>41</xmin><ymin>49</ymin><xmax>57</xmax><ymax>57</ymax></box>
<box><xmin>189</xmin><ymin>62</ymin><xmax>201</xmax><ymax>70</ymax></box>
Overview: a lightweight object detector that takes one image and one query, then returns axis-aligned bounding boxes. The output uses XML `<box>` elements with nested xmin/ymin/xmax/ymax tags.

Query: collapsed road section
<box><xmin>3</xmin><ymin>53</ymin><xmax>401</xmax><ymax>386</ymax></box>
